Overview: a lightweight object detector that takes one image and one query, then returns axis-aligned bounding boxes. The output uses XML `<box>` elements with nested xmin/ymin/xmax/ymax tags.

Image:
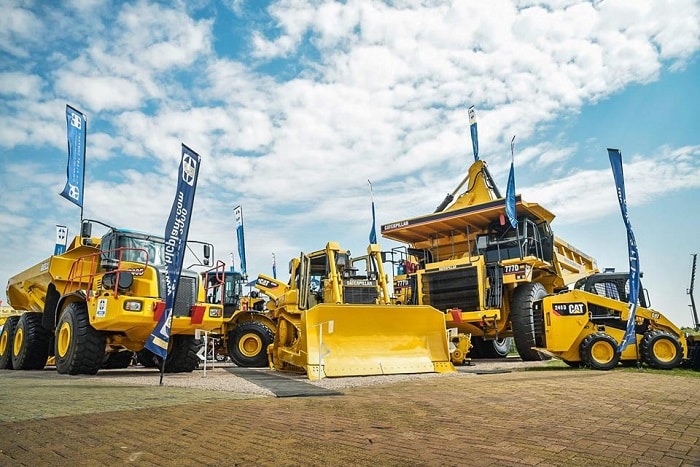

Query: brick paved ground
<box><xmin>0</xmin><ymin>368</ymin><xmax>698</xmax><ymax>466</ymax></box>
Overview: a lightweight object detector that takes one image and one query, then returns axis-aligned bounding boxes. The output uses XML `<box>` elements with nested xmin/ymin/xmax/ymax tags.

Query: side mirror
<box><xmin>203</xmin><ymin>244</ymin><xmax>211</xmax><ymax>266</ymax></box>
<box><xmin>81</xmin><ymin>221</ymin><xmax>92</xmax><ymax>238</ymax></box>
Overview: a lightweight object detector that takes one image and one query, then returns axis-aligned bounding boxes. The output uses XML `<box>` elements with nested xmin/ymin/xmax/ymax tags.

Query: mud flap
<box><xmin>299</xmin><ymin>304</ymin><xmax>455</xmax><ymax>380</ymax></box>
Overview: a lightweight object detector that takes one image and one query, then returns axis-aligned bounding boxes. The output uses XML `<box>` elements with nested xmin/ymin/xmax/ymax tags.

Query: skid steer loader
<box><xmin>255</xmin><ymin>242</ymin><xmax>455</xmax><ymax>380</ymax></box>
<box><xmin>532</xmin><ymin>271</ymin><xmax>691</xmax><ymax>370</ymax></box>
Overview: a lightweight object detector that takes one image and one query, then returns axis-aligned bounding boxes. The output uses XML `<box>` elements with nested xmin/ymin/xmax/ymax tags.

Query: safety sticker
<box><xmin>96</xmin><ymin>299</ymin><xmax>108</xmax><ymax>318</ymax></box>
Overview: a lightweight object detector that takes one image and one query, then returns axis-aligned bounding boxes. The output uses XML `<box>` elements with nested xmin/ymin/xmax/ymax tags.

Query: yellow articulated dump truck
<box><xmin>254</xmin><ymin>242</ymin><xmax>456</xmax><ymax>380</ymax></box>
<box><xmin>533</xmin><ymin>271</ymin><xmax>698</xmax><ymax>370</ymax></box>
<box><xmin>1</xmin><ymin>220</ymin><xmax>224</xmax><ymax>375</ymax></box>
<box><xmin>382</xmin><ymin>158</ymin><xmax>598</xmax><ymax>361</ymax></box>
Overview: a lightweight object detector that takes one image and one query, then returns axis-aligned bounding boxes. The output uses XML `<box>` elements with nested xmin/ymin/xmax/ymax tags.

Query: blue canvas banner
<box><xmin>145</xmin><ymin>144</ymin><xmax>201</xmax><ymax>359</ymax></box>
<box><xmin>368</xmin><ymin>180</ymin><xmax>377</xmax><ymax>244</ymax></box>
<box><xmin>369</xmin><ymin>200</ymin><xmax>377</xmax><ymax>244</ymax></box>
<box><xmin>505</xmin><ymin>162</ymin><xmax>517</xmax><ymax>228</ymax></box>
<box><xmin>234</xmin><ymin>205</ymin><xmax>247</xmax><ymax>276</ymax></box>
<box><xmin>272</xmin><ymin>253</ymin><xmax>277</xmax><ymax>279</ymax></box>
<box><xmin>468</xmin><ymin>106</ymin><xmax>479</xmax><ymax>161</ymax></box>
<box><xmin>61</xmin><ymin>105</ymin><xmax>86</xmax><ymax>207</ymax></box>
<box><xmin>608</xmin><ymin>148</ymin><xmax>640</xmax><ymax>354</ymax></box>
<box><xmin>505</xmin><ymin>136</ymin><xmax>517</xmax><ymax>228</ymax></box>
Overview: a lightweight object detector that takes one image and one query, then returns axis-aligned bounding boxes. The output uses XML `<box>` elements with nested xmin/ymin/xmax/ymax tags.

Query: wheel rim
<box><xmin>13</xmin><ymin>327</ymin><xmax>23</xmax><ymax>356</ymax></box>
<box><xmin>57</xmin><ymin>321</ymin><xmax>72</xmax><ymax>358</ymax></box>
<box><xmin>590</xmin><ymin>340</ymin><xmax>614</xmax><ymax>364</ymax></box>
<box><xmin>0</xmin><ymin>331</ymin><xmax>7</xmax><ymax>355</ymax></box>
<box><xmin>238</xmin><ymin>333</ymin><xmax>262</xmax><ymax>357</ymax></box>
<box><xmin>652</xmin><ymin>339</ymin><xmax>677</xmax><ymax>363</ymax></box>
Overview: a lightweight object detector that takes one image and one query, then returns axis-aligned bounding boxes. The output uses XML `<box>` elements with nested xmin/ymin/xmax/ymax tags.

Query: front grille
<box><xmin>533</xmin><ymin>301</ymin><xmax>546</xmax><ymax>347</ymax></box>
<box><xmin>160</xmin><ymin>273</ymin><xmax>198</xmax><ymax>317</ymax></box>
<box><xmin>343</xmin><ymin>284</ymin><xmax>378</xmax><ymax>304</ymax></box>
<box><xmin>421</xmin><ymin>266</ymin><xmax>479</xmax><ymax>311</ymax></box>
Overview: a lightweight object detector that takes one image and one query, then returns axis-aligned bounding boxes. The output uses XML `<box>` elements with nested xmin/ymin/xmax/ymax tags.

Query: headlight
<box><xmin>124</xmin><ymin>300</ymin><xmax>143</xmax><ymax>311</ymax></box>
<box><xmin>209</xmin><ymin>307</ymin><xmax>223</xmax><ymax>318</ymax></box>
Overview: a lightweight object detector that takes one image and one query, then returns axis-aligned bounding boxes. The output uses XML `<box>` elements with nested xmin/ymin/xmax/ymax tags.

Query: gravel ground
<box><xmin>72</xmin><ymin>358</ymin><xmax>550</xmax><ymax>396</ymax></box>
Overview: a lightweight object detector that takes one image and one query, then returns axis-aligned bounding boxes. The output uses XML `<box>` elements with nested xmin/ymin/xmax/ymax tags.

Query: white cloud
<box><xmin>0</xmin><ymin>4</ymin><xmax>42</xmax><ymax>57</ymax></box>
<box><xmin>0</xmin><ymin>72</ymin><xmax>43</xmax><ymax>97</ymax></box>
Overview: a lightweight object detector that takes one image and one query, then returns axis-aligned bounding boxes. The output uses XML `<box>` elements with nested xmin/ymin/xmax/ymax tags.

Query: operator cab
<box><xmin>479</xmin><ymin>216</ymin><xmax>554</xmax><ymax>264</ymax></box>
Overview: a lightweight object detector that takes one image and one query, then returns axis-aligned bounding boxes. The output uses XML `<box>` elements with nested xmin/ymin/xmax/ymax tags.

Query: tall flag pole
<box><xmin>272</xmin><ymin>253</ymin><xmax>277</xmax><ymax>279</ymax></box>
<box><xmin>608</xmin><ymin>148</ymin><xmax>640</xmax><ymax>355</ymax></box>
<box><xmin>145</xmin><ymin>144</ymin><xmax>201</xmax><ymax>385</ymax></box>
<box><xmin>368</xmin><ymin>179</ymin><xmax>377</xmax><ymax>244</ymax></box>
<box><xmin>54</xmin><ymin>225</ymin><xmax>68</xmax><ymax>255</ymax></box>
<box><xmin>62</xmin><ymin>104</ymin><xmax>87</xmax><ymax>222</ymax></box>
<box><xmin>505</xmin><ymin>136</ymin><xmax>517</xmax><ymax>229</ymax></box>
<box><xmin>469</xmin><ymin>106</ymin><xmax>479</xmax><ymax>161</ymax></box>
<box><xmin>234</xmin><ymin>205</ymin><xmax>247</xmax><ymax>277</ymax></box>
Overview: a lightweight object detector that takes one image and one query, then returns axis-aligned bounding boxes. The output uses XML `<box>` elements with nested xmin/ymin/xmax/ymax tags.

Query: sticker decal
<box><xmin>552</xmin><ymin>302</ymin><xmax>586</xmax><ymax>316</ymax></box>
<box><xmin>96</xmin><ymin>299</ymin><xmax>108</xmax><ymax>318</ymax></box>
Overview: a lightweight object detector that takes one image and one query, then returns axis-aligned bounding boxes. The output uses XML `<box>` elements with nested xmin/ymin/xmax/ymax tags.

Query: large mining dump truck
<box><xmin>382</xmin><ymin>158</ymin><xmax>598</xmax><ymax>361</ymax></box>
<box><xmin>1</xmin><ymin>220</ymin><xmax>224</xmax><ymax>375</ymax></box>
<box><xmin>254</xmin><ymin>242</ymin><xmax>456</xmax><ymax>380</ymax></box>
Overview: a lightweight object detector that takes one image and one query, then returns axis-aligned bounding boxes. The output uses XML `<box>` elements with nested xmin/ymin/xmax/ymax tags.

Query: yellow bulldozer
<box><xmin>1</xmin><ymin>220</ymin><xmax>224</xmax><ymax>375</ymax></box>
<box><xmin>382</xmin><ymin>158</ymin><xmax>598</xmax><ymax>361</ymax></box>
<box><xmin>532</xmin><ymin>270</ymin><xmax>696</xmax><ymax>370</ymax></box>
<box><xmin>254</xmin><ymin>242</ymin><xmax>456</xmax><ymax>380</ymax></box>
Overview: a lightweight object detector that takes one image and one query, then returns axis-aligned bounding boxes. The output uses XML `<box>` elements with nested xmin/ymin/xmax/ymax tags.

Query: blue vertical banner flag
<box><xmin>61</xmin><ymin>105</ymin><xmax>86</xmax><ymax>208</ymax></box>
<box><xmin>145</xmin><ymin>144</ymin><xmax>201</xmax><ymax>359</ymax></box>
<box><xmin>368</xmin><ymin>179</ymin><xmax>377</xmax><ymax>244</ymax></box>
<box><xmin>608</xmin><ymin>148</ymin><xmax>640</xmax><ymax>354</ymax></box>
<box><xmin>468</xmin><ymin>106</ymin><xmax>479</xmax><ymax>161</ymax></box>
<box><xmin>505</xmin><ymin>136</ymin><xmax>517</xmax><ymax>228</ymax></box>
<box><xmin>234</xmin><ymin>205</ymin><xmax>247</xmax><ymax>276</ymax></box>
<box><xmin>272</xmin><ymin>253</ymin><xmax>277</xmax><ymax>279</ymax></box>
<box><xmin>54</xmin><ymin>225</ymin><xmax>68</xmax><ymax>255</ymax></box>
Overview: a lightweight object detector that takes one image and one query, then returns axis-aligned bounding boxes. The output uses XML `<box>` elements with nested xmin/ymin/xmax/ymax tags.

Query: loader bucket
<box><xmin>271</xmin><ymin>304</ymin><xmax>455</xmax><ymax>380</ymax></box>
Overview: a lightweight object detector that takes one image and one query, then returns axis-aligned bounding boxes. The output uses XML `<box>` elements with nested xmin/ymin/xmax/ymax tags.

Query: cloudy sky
<box><xmin>1</xmin><ymin>0</ymin><xmax>699</xmax><ymax>327</ymax></box>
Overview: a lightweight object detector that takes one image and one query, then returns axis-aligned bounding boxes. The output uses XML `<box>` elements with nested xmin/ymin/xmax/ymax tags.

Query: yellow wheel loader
<box><xmin>255</xmin><ymin>242</ymin><xmax>455</xmax><ymax>380</ymax></box>
<box><xmin>532</xmin><ymin>271</ymin><xmax>692</xmax><ymax>370</ymax></box>
<box><xmin>382</xmin><ymin>159</ymin><xmax>598</xmax><ymax>362</ymax></box>
<box><xmin>3</xmin><ymin>220</ymin><xmax>224</xmax><ymax>375</ymax></box>
<box><xmin>203</xmin><ymin>267</ymin><xmax>276</xmax><ymax>367</ymax></box>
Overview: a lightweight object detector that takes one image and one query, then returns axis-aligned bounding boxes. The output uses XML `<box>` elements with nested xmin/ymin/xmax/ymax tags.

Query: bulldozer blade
<box><xmin>300</xmin><ymin>304</ymin><xmax>455</xmax><ymax>380</ymax></box>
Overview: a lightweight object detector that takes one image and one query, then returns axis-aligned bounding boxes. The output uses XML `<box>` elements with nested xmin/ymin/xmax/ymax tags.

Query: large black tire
<box><xmin>11</xmin><ymin>312</ymin><xmax>50</xmax><ymax>370</ymax></box>
<box><xmin>640</xmin><ymin>330</ymin><xmax>683</xmax><ymax>370</ymax></box>
<box><xmin>0</xmin><ymin>316</ymin><xmax>20</xmax><ymax>369</ymax></box>
<box><xmin>55</xmin><ymin>302</ymin><xmax>106</xmax><ymax>375</ymax></box>
<box><xmin>470</xmin><ymin>336</ymin><xmax>513</xmax><ymax>358</ymax></box>
<box><xmin>136</xmin><ymin>348</ymin><xmax>159</xmax><ymax>368</ymax></box>
<box><xmin>228</xmin><ymin>321</ymin><xmax>274</xmax><ymax>367</ymax></box>
<box><xmin>579</xmin><ymin>332</ymin><xmax>620</xmax><ymax>371</ymax></box>
<box><xmin>510</xmin><ymin>282</ymin><xmax>549</xmax><ymax>361</ymax></box>
<box><xmin>161</xmin><ymin>335</ymin><xmax>200</xmax><ymax>373</ymax></box>
<box><xmin>102</xmin><ymin>351</ymin><xmax>134</xmax><ymax>369</ymax></box>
